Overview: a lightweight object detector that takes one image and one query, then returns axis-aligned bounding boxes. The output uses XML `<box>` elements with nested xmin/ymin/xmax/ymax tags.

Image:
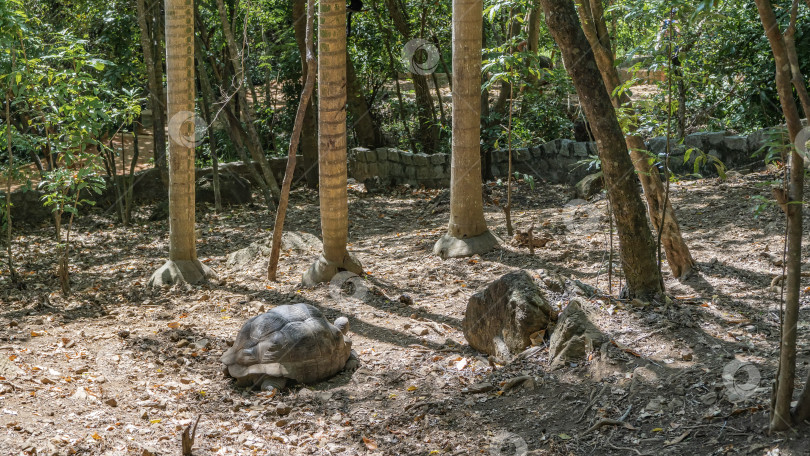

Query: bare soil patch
<box><xmin>0</xmin><ymin>169</ymin><xmax>809</xmax><ymax>455</ymax></box>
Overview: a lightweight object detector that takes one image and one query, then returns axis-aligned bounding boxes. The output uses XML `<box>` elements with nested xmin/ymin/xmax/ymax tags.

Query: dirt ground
<box><xmin>1</xmin><ymin>167</ymin><xmax>809</xmax><ymax>455</ymax></box>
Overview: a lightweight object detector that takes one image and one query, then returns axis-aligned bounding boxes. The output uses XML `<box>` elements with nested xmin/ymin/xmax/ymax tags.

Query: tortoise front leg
<box><xmin>259</xmin><ymin>376</ymin><xmax>287</xmax><ymax>393</ymax></box>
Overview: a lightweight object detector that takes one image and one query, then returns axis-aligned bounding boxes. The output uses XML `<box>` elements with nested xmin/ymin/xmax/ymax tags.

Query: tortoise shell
<box><xmin>221</xmin><ymin>303</ymin><xmax>352</xmax><ymax>385</ymax></box>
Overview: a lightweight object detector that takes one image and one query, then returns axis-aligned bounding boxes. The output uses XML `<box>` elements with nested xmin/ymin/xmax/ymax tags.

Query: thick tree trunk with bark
<box><xmin>540</xmin><ymin>0</ymin><xmax>661</xmax><ymax>299</ymax></box>
<box><xmin>303</xmin><ymin>0</ymin><xmax>363</xmax><ymax>285</ymax></box>
<box><xmin>433</xmin><ymin>0</ymin><xmax>497</xmax><ymax>259</ymax></box>
<box><xmin>576</xmin><ymin>0</ymin><xmax>695</xmax><ymax>279</ymax></box>
<box><xmin>148</xmin><ymin>0</ymin><xmax>215</xmax><ymax>287</ymax></box>
<box><xmin>135</xmin><ymin>0</ymin><xmax>168</xmax><ymax>187</ymax></box>
<box><xmin>293</xmin><ymin>0</ymin><xmax>319</xmax><ymax>187</ymax></box>
<box><xmin>754</xmin><ymin>0</ymin><xmax>805</xmax><ymax>431</ymax></box>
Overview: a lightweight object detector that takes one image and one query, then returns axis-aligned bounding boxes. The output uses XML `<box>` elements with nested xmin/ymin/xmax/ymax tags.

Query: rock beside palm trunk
<box><xmin>462</xmin><ymin>270</ymin><xmax>554</xmax><ymax>360</ymax></box>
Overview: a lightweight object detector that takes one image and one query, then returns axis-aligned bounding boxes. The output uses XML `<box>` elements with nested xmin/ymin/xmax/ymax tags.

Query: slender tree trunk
<box><xmin>5</xmin><ymin>89</ymin><xmax>17</xmax><ymax>283</ymax></box>
<box><xmin>303</xmin><ymin>0</ymin><xmax>363</xmax><ymax>285</ymax></box>
<box><xmin>754</xmin><ymin>0</ymin><xmax>805</xmax><ymax>431</ymax></box>
<box><xmin>540</xmin><ymin>0</ymin><xmax>662</xmax><ymax>299</ymax></box>
<box><xmin>136</xmin><ymin>0</ymin><xmax>168</xmax><ymax>187</ymax></box>
<box><xmin>215</xmin><ymin>0</ymin><xmax>281</xmax><ymax>202</ymax></box>
<box><xmin>148</xmin><ymin>0</ymin><xmax>216</xmax><ymax>287</ymax></box>
<box><xmin>577</xmin><ymin>0</ymin><xmax>695</xmax><ymax>279</ymax></box>
<box><xmin>269</xmin><ymin>0</ymin><xmax>316</xmax><ymax>281</ymax></box>
<box><xmin>433</xmin><ymin>34</ymin><xmax>452</xmax><ymax>91</ymax></box>
<box><xmin>194</xmin><ymin>38</ymin><xmax>222</xmax><ymax>212</ymax></box>
<box><xmin>125</xmin><ymin>131</ymin><xmax>139</xmax><ymax>223</ymax></box>
<box><xmin>346</xmin><ymin>51</ymin><xmax>382</xmax><ymax>147</ymax></box>
<box><xmin>193</xmin><ymin>17</ymin><xmax>274</xmax><ymax>206</ymax></box>
<box><xmin>431</xmin><ymin>70</ymin><xmax>447</xmax><ymax>129</ymax></box>
<box><xmin>784</xmin><ymin>0</ymin><xmax>810</xmax><ymax>118</ymax></box>
<box><xmin>369</xmin><ymin>0</ymin><xmax>417</xmax><ymax>151</ymax></box>
<box><xmin>384</xmin><ymin>0</ymin><xmax>439</xmax><ymax>153</ymax></box>
<box><xmin>433</xmin><ymin>0</ymin><xmax>497</xmax><ymax>259</ymax></box>
<box><xmin>292</xmin><ymin>0</ymin><xmax>319</xmax><ymax>187</ymax></box>
<box><xmin>480</xmin><ymin>74</ymin><xmax>493</xmax><ymax>180</ymax></box>
<box><xmin>527</xmin><ymin>1</ymin><xmax>540</xmax><ymax>53</ymax></box>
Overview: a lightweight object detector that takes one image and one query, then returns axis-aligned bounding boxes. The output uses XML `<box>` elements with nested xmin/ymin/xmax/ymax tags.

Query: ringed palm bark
<box><xmin>148</xmin><ymin>0</ymin><xmax>216</xmax><ymax>286</ymax></box>
<box><xmin>303</xmin><ymin>0</ymin><xmax>363</xmax><ymax>285</ymax></box>
<box><xmin>539</xmin><ymin>0</ymin><xmax>661</xmax><ymax>299</ymax></box>
<box><xmin>433</xmin><ymin>0</ymin><xmax>497</xmax><ymax>259</ymax></box>
<box><xmin>576</xmin><ymin>0</ymin><xmax>695</xmax><ymax>279</ymax></box>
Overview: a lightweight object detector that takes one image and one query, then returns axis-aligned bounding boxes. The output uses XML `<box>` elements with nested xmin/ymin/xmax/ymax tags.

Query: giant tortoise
<box><xmin>221</xmin><ymin>303</ymin><xmax>356</xmax><ymax>392</ymax></box>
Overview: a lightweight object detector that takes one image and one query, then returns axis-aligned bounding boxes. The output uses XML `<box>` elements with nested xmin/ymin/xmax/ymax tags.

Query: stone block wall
<box><xmin>347</xmin><ymin>129</ymin><xmax>781</xmax><ymax>187</ymax></box>
<box><xmin>2</xmin><ymin>128</ymin><xmax>786</xmax><ymax>225</ymax></box>
<box><xmin>350</xmin><ymin>147</ymin><xmax>451</xmax><ymax>188</ymax></box>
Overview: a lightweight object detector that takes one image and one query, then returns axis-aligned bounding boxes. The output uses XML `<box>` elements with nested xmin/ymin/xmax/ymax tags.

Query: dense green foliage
<box><xmin>2</xmin><ymin>0</ymin><xmax>808</xmax><ymax>168</ymax></box>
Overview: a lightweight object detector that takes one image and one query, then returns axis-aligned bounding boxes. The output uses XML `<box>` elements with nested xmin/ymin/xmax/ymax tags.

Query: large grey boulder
<box><xmin>227</xmin><ymin>231</ymin><xmax>322</xmax><ymax>270</ymax></box>
<box><xmin>462</xmin><ymin>270</ymin><xmax>554</xmax><ymax>360</ymax></box>
<box><xmin>575</xmin><ymin>173</ymin><xmax>603</xmax><ymax>199</ymax></box>
<box><xmin>1</xmin><ymin>189</ymin><xmax>52</xmax><ymax>226</ymax></box>
<box><xmin>548</xmin><ymin>299</ymin><xmax>608</xmax><ymax>369</ymax></box>
<box><xmin>196</xmin><ymin>172</ymin><xmax>252</xmax><ymax>206</ymax></box>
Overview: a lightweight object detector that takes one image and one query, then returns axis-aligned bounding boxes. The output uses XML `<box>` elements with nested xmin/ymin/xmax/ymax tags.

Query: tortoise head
<box><xmin>334</xmin><ymin>316</ymin><xmax>349</xmax><ymax>335</ymax></box>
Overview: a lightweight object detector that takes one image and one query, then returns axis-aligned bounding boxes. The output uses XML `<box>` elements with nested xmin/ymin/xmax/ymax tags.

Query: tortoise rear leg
<box><xmin>345</xmin><ymin>350</ymin><xmax>360</xmax><ymax>371</ymax></box>
<box><xmin>259</xmin><ymin>376</ymin><xmax>286</xmax><ymax>393</ymax></box>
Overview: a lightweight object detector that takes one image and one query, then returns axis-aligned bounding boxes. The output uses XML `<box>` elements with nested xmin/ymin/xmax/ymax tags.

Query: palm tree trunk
<box><xmin>433</xmin><ymin>0</ymin><xmax>497</xmax><ymax>259</ymax></box>
<box><xmin>303</xmin><ymin>0</ymin><xmax>362</xmax><ymax>285</ymax></box>
<box><xmin>540</xmin><ymin>0</ymin><xmax>662</xmax><ymax>299</ymax></box>
<box><xmin>148</xmin><ymin>0</ymin><xmax>215</xmax><ymax>287</ymax></box>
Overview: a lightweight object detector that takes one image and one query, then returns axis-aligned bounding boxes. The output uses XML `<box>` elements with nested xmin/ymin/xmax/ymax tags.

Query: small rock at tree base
<box><xmin>548</xmin><ymin>299</ymin><xmax>608</xmax><ymax>369</ymax></box>
<box><xmin>462</xmin><ymin>270</ymin><xmax>554</xmax><ymax>360</ymax></box>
